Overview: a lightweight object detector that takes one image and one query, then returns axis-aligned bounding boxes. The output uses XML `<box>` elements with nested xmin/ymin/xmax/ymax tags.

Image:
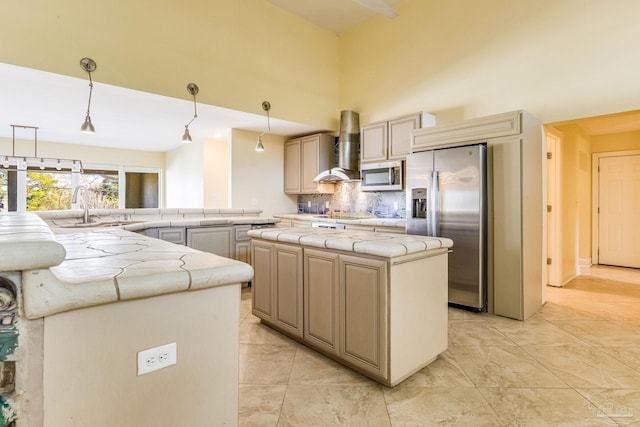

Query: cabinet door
<box><xmin>388</xmin><ymin>113</ymin><xmax>421</xmax><ymax>160</ymax></box>
<box><xmin>235</xmin><ymin>241</ymin><xmax>251</xmax><ymax>264</ymax></box>
<box><xmin>284</xmin><ymin>139</ymin><xmax>301</xmax><ymax>194</ymax></box>
<box><xmin>339</xmin><ymin>255</ymin><xmax>388</xmax><ymax>378</ymax></box>
<box><xmin>304</xmin><ymin>249</ymin><xmax>339</xmax><ymax>355</ymax></box>
<box><xmin>361</xmin><ymin>122</ymin><xmax>388</xmax><ymax>163</ymax></box>
<box><xmin>273</xmin><ymin>243</ymin><xmax>304</xmax><ymax>338</ymax></box>
<box><xmin>158</xmin><ymin>228</ymin><xmax>186</xmax><ymax>245</ymax></box>
<box><xmin>252</xmin><ymin>240</ymin><xmax>274</xmax><ymax>321</ymax></box>
<box><xmin>301</xmin><ymin>135</ymin><xmax>320</xmax><ymax>193</ymax></box>
<box><xmin>186</xmin><ymin>227</ymin><xmax>233</xmax><ymax>258</ymax></box>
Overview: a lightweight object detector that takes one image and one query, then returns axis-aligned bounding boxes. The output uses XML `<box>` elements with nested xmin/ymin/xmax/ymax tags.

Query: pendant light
<box><xmin>255</xmin><ymin>101</ymin><xmax>271</xmax><ymax>152</ymax></box>
<box><xmin>79</xmin><ymin>58</ymin><xmax>97</xmax><ymax>134</ymax></box>
<box><xmin>182</xmin><ymin>83</ymin><xmax>199</xmax><ymax>143</ymax></box>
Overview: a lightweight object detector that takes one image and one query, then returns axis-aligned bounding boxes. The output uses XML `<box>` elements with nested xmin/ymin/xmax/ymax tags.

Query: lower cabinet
<box><xmin>234</xmin><ymin>225</ymin><xmax>252</xmax><ymax>265</ymax></box>
<box><xmin>252</xmin><ymin>243</ymin><xmax>389</xmax><ymax>381</ymax></box>
<box><xmin>338</xmin><ymin>254</ymin><xmax>388</xmax><ymax>378</ymax></box>
<box><xmin>304</xmin><ymin>249</ymin><xmax>339</xmax><ymax>355</ymax></box>
<box><xmin>187</xmin><ymin>227</ymin><xmax>233</xmax><ymax>258</ymax></box>
<box><xmin>251</xmin><ymin>240</ymin><xmax>303</xmax><ymax>338</ymax></box>
<box><xmin>158</xmin><ymin>227</ymin><xmax>186</xmax><ymax>245</ymax></box>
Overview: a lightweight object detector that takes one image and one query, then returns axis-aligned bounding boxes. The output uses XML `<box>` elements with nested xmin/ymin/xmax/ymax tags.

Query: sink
<box><xmin>57</xmin><ymin>220</ymin><xmax>141</xmax><ymax>229</ymax></box>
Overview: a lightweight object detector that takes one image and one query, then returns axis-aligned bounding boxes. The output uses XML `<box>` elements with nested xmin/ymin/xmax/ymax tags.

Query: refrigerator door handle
<box><xmin>431</xmin><ymin>170</ymin><xmax>440</xmax><ymax>236</ymax></box>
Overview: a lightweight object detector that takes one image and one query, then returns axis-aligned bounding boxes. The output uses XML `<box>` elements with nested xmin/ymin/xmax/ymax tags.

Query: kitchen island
<box><xmin>1</xmin><ymin>212</ymin><xmax>253</xmax><ymax>426</ymax></box>
<box><xmin>247</xmin><ymin>227</ymin><xmax>453</xmax><ymax>387</ymax></box>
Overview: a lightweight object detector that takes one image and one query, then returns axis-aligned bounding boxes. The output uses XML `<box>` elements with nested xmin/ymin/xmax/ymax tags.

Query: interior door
<box><xmin>598</xmin><ymin>154</ymin><xmax>640</xmax><ymax>268</ymax></box>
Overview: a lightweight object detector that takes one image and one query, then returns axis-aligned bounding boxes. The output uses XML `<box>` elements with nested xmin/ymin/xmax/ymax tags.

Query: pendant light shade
<box><xmin>182</xmin><ymin>83</ymin><xmax>199</xmax><ymax>143</ymax></box>
<box><xmin>182</xmin><ymin>127</ymin><xmax>192</xmax><ymax>143</ymax></box>
<box><xmin>255</xmin><ymin>135</ymin><xmax>265</xmax><ymax>152</ymax></box>
<box><xmin>81</xmin><ymin>114</ymin><xmax>95</xmax><ymax>134</ymax></box>
<box><xmin>79</xmin><ymin>58</ymin><xmax>97</xmax><ymax>134</ymax></box>
<box><xmin>256</xmin><ymin>101</ymin><xmax>271</xmax><ymax>152</ymax></box>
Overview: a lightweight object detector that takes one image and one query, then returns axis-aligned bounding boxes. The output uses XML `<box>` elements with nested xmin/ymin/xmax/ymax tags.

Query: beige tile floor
<box><xmin>238</xmin><ymin>265</ymin><xmax>640</xmax><ymax>426</ymax></box>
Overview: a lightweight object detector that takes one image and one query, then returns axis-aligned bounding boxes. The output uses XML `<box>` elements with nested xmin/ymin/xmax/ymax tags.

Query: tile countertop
<box><xmin>0</xmin><ymin>212</ymin><xmax>67</xmax><ymax>271</ymax></box>
<box><xmin>0</xmin><ymin>213</ymin><xmax>254</xmax><ymax>319</ymax></box>
<box><xmin>273</xmin><ymin>213</ymin><xmax>406</xmax><ymax>229</ymax></box>
<box><xmin>37</xmin><ymin>208</ymin><xmax>279</xmax><ymax>234</ymax></box>
<box><xmin>247</xmin><ymin>227</ymin><xmax>452</xmax><ymax>258</ymax></box>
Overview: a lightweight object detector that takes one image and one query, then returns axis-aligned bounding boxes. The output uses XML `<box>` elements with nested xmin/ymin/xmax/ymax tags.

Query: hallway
<box><xmin>238</xmin><ymin>266</ymin><xmax>640</xmax><ymax>426</ymax></box>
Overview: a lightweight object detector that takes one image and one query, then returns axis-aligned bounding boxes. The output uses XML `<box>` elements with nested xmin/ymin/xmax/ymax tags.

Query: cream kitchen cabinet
<box><xmin>284</xmin><ymin>133</ymin><xmax>335</xmax><ymax>194</ymax></box>
<box><xmin>338</xmin><ymin>254</ymin><xmax>388</xmax><ymax>378</ymax></box>
<box><xmin>411</xmin><ymin>110</ymin><xmax>544</xmax><ymax>320</ymax></box>
<box><xmin>361</xmin><ymin>113</ymin><xmax>422</xmax><ymax>163</ymax></box>
<box><xmin>251</xmin><ymin>240</ymin><xmax>304</xmax><ymax>338</ymax></box>
<box><xmin>187</xmin><ymin>227</ymin><xmax>234</xmax><ymax>259</ymax></box>
<box><xmin>303</xmin><ymin>249</ymin><xmax>339</xmax><ymax>355</ymax></box>
<box><xmin>158</xmin><ymin>227</ymin><xmax>186</xmax><ymax>245</ymax></box>
<box><xmin>234</xmin><ymin>225</ymin><xmax>252</xmax><ymax>265</ymax></box>
<box><xmin>250</xmin><ymin>230</ymin><xmax>450</xmax><ymax>386</ymax></box>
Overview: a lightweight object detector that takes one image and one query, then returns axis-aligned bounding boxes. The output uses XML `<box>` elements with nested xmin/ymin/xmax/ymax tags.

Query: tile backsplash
<box><xmin>297</xmin><ymin>182</ymin><xmax>406</xmax><ymax>219</ymax></box>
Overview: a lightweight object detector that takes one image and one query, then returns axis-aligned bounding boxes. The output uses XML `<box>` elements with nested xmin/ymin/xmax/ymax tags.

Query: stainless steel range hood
<box><xmin>314</xmin><ymin>110</ymin><xmax>360</xmax><ymax>182</ymax></box>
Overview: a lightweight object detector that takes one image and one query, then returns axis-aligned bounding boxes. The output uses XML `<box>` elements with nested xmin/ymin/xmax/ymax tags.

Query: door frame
<box><xmin>545</xmin><ymin>129</ymin><xmax>562</xmax><ymax>287</ymax></box>
<box><xmin>591</xmin><ymin>149</ymin><xmax>640</xmax><ymax>265</ymax></box>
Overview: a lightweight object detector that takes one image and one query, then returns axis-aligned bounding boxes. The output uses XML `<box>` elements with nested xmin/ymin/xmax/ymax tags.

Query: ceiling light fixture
<box><xmin>182</xmin><ymin>83</ymin><xmax>199</xmax><ymax>143</ymax></box>
<box><xmin>79</xmin><ymin>57</ymin><xmax>97</xmax><ymax>134</ymax></box>
<box><xmin>1</xmin><ymin>125</ymin><xmax>84</xmax><ymax>173</ymax></box>
<box><xmin>255</xmin><ymin>101</ymin><xmax>271</xmax><ymax>152</ymax></box>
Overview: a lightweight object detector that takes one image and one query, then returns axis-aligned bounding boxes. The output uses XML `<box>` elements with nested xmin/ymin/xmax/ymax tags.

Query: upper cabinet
<box><xmin>361</xmin><ymin>113</ymin><xmax>424</xmax><ymax>164</ymax></box>
<box><xmin>284</xmin><ymin>133</ymin><xmax>335</xmax><ymax>194</ymax></box>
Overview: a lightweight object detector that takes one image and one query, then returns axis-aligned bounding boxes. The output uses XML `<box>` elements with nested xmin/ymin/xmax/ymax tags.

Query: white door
<box><xmin>598</xmin><ymin>154</ymin><xmax>640</xmax><ymax>268</ymax></box>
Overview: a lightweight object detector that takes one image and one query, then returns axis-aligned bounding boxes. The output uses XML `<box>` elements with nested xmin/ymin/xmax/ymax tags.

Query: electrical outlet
<box><xmin>393</xmin><ymin>201</ymin><xmax>399</xmax><ymax>210</ymax></box>
<box><xmin>137</xmin><ymin>342</ymin><xmax>177</xmax><ymax>376</ymax></box>
<box><xmin>307</xmin><ymin>201</ymin><xmax>312</xmax><ymax>208</ymax></box>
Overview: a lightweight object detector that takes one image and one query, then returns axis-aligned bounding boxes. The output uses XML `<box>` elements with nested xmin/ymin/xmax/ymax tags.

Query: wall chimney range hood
<box><xmin>314</xmin><ymin>110</ymin><xmax>360</xmax><ymax>182</ymax></box>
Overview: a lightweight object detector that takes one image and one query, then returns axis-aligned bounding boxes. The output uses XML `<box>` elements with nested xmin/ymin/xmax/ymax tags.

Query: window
<box><xmin>0</xmin><ymin>164</ymin><xmax>160</xmax><ymax>212</ymax></box>
<box><xmin>26</xmin><ymin>170</ymin><xmax>72</xmax><ymax>211</ymax></box>
<box><xmin>81</xmin><ymin>169</ymin><xmax>119</xmax><ymax>209</ymax></box>
<box><xmin>0</xmin><ymin>169</ymin><xmax>7</xmax><ymax>212</ymax></box>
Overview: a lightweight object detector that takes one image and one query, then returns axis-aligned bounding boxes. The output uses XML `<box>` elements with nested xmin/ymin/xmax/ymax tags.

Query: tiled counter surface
<box><xmin>247</xmin><ymin>226</ymin><xmax>450</xmax><ymax>257</ymax></box>
<box><xmin>22</xmin><ymin>227</ymin><xmax>254</xmax><ymax>319</ymax></box>
<box><xmin>0</xmin><ymin>212</ymin><xmax>255</xmax><ymax>319</ymax></box>
<box><xmin>1</xmin><ymin>212</ymin><xmax>253</xmax><ymax>425</ymax></box>
<box><xmin>273</xmin><ymin>213</ymin><xmax>405</xmax><ymax>229</ymax></box>
<box><xmin>37</xmin><ymin>208</ymin><xmax>278</xmax><ymax>234</ymax></box>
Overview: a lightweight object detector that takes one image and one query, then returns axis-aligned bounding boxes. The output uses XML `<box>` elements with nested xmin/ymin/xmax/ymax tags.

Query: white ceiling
<box><xmin>0</xmin><ymin>62</ymin><xmax>319</xmax><ymax>153</ymax></box>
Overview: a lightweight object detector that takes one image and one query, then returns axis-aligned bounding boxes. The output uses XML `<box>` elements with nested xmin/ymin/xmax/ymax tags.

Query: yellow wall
<box><xmin>591</xmin><ymin>131</ymin><xmax>640</xmax><ymax>153</ymax></box>
<box><xmin>203</xmin><ymin>136</ymin><xmax>230</xmax><ymax>209</ymax></box>
<box><xmin>230</xmin><ymin>129</ymin><xmax>296</xmax><ymax>218</ymax></box>
<box><xmin>0</xmin><ymin>0</ymin><xmax>339</xmax><ymax>130</ymax></box>
<box><xmin>549</xmin><ymin>128</ymin><xmax>640</xmax><ymax>281</ymax></box>
<box><xmin>339</xmin><ymin>0</ymin><xmax>640</xmax><ymax>126</ymax></box>
<box><xmin>165</xmin><ymin>141</ymin><xmax>205</xmax><ymax>207</ymax></box>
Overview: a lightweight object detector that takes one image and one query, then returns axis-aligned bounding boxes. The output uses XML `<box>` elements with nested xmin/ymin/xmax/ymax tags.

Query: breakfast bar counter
<box><xmin>247</xmin><ymin>227</ymin><xmax>453</xmax><ymax>387</ymax></box>
<box><xmin>0</xmin><ymin>212</ymin><xmax>252</xmax><ymax>426</ymax></box>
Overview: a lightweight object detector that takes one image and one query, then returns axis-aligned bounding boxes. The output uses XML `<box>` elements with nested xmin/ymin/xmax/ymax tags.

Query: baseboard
<box><xmin>578</xmin><ymin>258</ymin><xmax>592</xmax><ymax>267</ymax></box>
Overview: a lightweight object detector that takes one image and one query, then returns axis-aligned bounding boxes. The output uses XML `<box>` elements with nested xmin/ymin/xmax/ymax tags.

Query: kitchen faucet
<box><xmin>71</xmin><ymin>185</ymin><xmax>90</xmax><ymax>224</ymax></box>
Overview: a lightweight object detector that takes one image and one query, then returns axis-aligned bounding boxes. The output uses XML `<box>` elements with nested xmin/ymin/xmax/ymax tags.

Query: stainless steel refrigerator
<box><xmin>405</xmin><ymin>144</ymin><xmax>487</xmax><ymax>311</ymax></box>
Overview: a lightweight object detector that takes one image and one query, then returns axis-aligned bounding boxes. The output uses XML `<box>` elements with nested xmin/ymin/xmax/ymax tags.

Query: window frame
<box><xmin>1</xmin><ymin>162</ymin><xmax>162</xmax><ymax>212</ymax></box>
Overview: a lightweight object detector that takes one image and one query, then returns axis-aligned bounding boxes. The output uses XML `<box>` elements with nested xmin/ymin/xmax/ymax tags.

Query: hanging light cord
<box><xmin>185</xmin><ymin>92</ymin><xmax>198</xmax><ymax>130</ymax></box>
<box><xmin>259</xmin><ymin>104</ymin><xmax>271</xmax><ymax>138</ymax></box>
<box><xmin>85</xmin><ymin>70</ymin><xmax>94</xmax><ymax>118</ymax></box>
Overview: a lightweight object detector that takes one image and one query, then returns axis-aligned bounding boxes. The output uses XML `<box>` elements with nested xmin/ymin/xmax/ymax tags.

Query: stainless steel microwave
<box><xmin>360</xmin><ymin>160</ymin><xmax>404</xmax><ymax>191</ymax></box>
